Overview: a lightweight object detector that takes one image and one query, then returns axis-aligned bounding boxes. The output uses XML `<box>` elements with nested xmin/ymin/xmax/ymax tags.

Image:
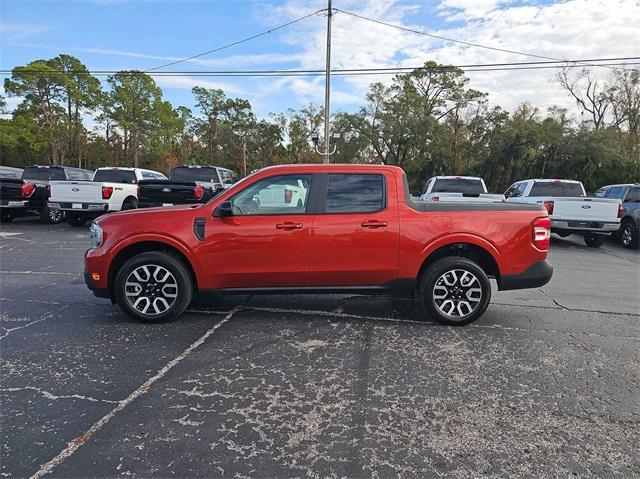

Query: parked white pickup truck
<box><xmin>419</xmin><ymin>176</ymin><xmax>504</xmax><ymax>202</ymax></box>
<box><xmin>49</xmin><ymin>167</ymin><xmax>167</xmax><ymax>226</ymax></box>
<box><xmin>504</xmin><ymin>179</ymin><xmax>622</xmax><ymax>247</ymax></box>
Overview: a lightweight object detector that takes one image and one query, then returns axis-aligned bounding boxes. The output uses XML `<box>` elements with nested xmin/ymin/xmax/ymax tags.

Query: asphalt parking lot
<box><xmin>1</xmin><ymin>216</ymin><xmax>639</xmax><ymax>478</ymax></box>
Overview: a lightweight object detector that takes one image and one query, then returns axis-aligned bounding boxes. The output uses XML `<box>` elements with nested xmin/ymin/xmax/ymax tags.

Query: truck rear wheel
<box><xmin>66</xmin><ymin>213</ymin><xmax>88</xmax><ymax>227</ymax></box>
<box><xmin>418</xmin><ymin>257</ymin><xmax>491</xmax><ymax>326</ymax></box>
<box><xmin>584</xmin><ymin>233</ymin><xmax>606</xmax><ymax>248</ymax></box>
<box><xmin>621</xmin><ymin>221</ymin><xmax>639</xmax><ymax>249</ymax></box>
<box><xmin>122</xmin><ymin>198</ymin><xmax>138</xmax><ymax>210</ymax></box>
<box><xmin>40</xmin><ymin>206</ymin><xmax>64</xmax><ymax>224</ymax></box>
<box><xmin>114</xmin><ymin>252</ymin><xmax>193</xmax><ymax>322</ymax></box>
<box><xmin>0</xmin><ymin>210</ymin><xmax>15</xmax><ymax>223</ymax></box>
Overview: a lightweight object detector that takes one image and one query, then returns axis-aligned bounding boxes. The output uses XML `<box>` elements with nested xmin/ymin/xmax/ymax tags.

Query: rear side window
<box><xmin>606</xmin><ymin>186</ymin><xmax>625</xmax><ymax>199</ymax></box>
<box><xmin>431</xmin><ymin>178</ymin><xmax>484</xmax><ymax>195</ymax></box>
<box><xmin>0</xmin><ymin>168</ymin><xmax>21</xmax><ymax>179</ymax></box>
<box><xmin>170</xmin><ymin>167</ymin><xmax>220</xmax><ymax>183</ymax></box>
<box><xmin>529</xmin><ymin>182</ymin><xmax>584</xmax><ymax>197</ymax></box>
<box><xmin>325</xmin><ymin>174</ymin><xmax>384</xmax><ymax>213</ymax></box>
<box><xmin>93</xmin><ymin>169</ymin><xmax>137</xmax><ymax>184</ymax></box>
<box><xmin>67</xmin><ymin>170</ymin><xmax>86</xmax><ymax>181</ymax></box>
<box><xmin>22</xmin><ymin>167</ymin><xmax>66</xmax><ymax>181</ymax></box>
<box><xmin>625</xmin><ymin>187</ymin><xmax>640</xmax><ymax>202</ymax></box>
<box><xmin>219</xmin><ymin>169</ymin><xmax>238</xmax><ymax>185</ymax></box>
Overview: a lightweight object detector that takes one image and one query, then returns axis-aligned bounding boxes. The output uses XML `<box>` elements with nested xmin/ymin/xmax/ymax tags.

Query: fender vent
<box><xmin>193</xmin><ymin>217</ymin><xmax>206</xmax><ymax>241</ymax></box>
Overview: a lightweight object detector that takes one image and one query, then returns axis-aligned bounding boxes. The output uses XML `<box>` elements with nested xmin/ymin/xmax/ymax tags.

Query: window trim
<box><xmin>319</xmin><ymin>172</ymin><xmax>388</xmax><ymax>215</ymax></box>
<box><xmin>228</xmin><ymin>173</ymin><xmax>314</xmax><ymax>217</ymax></box>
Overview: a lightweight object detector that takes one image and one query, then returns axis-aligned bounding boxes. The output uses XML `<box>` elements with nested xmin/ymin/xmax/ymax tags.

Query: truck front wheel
<box><xmin>114</xmin><ymin>252</ymin><xmax>193</xmax><ymax>322</ymax></box>
<box><xmin>418</xmin><ymin>257</ymin><xmax>491</xmax><ymax>326</ymax></box>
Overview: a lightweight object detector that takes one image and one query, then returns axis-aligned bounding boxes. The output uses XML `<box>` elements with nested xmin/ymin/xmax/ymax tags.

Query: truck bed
<box><xmin>138</xmin><ymin>180</ymin><xmax>206</xmax><ymax>207</ymax></box>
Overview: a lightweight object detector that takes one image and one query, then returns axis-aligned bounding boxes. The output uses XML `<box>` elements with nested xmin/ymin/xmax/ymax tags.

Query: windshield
<box><xmin>170</xmin><ymin>167</ymin><xmax>221</xmax><ymax>183</ymax></box>
<box><xmin>93</xmin><ymin>169</ymin><xmax>137</xmax><ymax>184</ymax></box>
<box><xmin>22</xmin><ymin>166</ymin><xmax>66</xmax><ymax>181</ymax></box>
<box><xmin>431</xmin><ymin>178</ymin><xmax>484</xmax><ymax>195</ymax></box>
<box><xmin>529</xmin><ymin>182</ymin><xmax>584</xmax><ymax>197</ymax></box>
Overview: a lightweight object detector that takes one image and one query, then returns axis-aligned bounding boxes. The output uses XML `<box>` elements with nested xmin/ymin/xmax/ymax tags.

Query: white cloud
<box><xmin>262</xmin><ymin>0</ymin><xmax>639</xmax><ymax>115</ymax></box>
<box><xmin>0</xmin><ymin>22</ymin><xmax>52</xmax><ymax>42</ymax></box>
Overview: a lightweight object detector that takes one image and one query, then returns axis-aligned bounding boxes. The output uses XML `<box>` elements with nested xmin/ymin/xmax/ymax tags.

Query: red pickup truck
<box><xmin>85</xmin><ymin>164</ymin><xmax>552</xmax><ymax>325</ymax></box>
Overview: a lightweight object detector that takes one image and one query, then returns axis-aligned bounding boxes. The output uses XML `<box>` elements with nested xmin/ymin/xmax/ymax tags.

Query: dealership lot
<box><xmin>1</xmin><ymin>217</ymin><xmax>638</xmax><ymax>478</ymax></box>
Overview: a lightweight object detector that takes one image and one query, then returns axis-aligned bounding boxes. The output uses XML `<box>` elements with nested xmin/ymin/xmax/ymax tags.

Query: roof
<box><xmin>257</xmin><ymin>163</ymin><xmax>405</xmax><ymax>174</ymax></box>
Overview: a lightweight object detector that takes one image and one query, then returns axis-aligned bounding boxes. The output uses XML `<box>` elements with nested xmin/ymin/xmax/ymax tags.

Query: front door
<box><xmin>205</xmin><ymin>174</ymin><xmax>313</xmax><ymax>289</ymax></box>
<box><xmin>310</xmin><ymin>172</ymin><xmax>400</xmax><ymax>286</ymax></box>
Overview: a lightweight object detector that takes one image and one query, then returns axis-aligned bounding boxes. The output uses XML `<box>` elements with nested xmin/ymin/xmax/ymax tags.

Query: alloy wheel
<box><xmin>622</xmin><ymin>225</ymin><xmax>632</xmax><ymax>247</ymax></box>
<box><xmin>124</xmin><ymin>264</ymin><xmax>178</xmax><ymax>316</ymax></box>
<box><xmin>432</xmin><ymin>269</ymin><xmax>482</xmax><ymax>318</ymax></box>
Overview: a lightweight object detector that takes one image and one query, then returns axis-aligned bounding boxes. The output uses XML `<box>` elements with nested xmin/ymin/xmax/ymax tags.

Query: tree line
<box><xmin>1</xmin><ymin>54</ymin><xmax>638</xmax><ymax>193</ymax></box>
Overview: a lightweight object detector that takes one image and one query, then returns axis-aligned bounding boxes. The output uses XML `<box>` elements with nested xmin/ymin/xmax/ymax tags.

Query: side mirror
<box><xmin>213</xmin><ymin>200</ymin><xmax>233</xmax><ymax>217</ymax></box>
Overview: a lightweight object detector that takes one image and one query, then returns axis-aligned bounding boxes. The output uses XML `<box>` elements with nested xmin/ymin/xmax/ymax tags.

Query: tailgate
<box><xmin>552</xmin><ymin>197</ymin><xmax>620</xmax><ymax>222</ymax></box>
<box><xmin>49</xmin><ymin>181</ymin><xmax>103</xmax><ymax>203</ymax></box>
<box><xmin>138</xmin><ymin>181</ymin><xmax>199</xmax><ymax>205</ymax></box>
<box><xmin>0</xmin><ymin>179</ymin><xmax>24</xmax><ymax>201</ymax></box>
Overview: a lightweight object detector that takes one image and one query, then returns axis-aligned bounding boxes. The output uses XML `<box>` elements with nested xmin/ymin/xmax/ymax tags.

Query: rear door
<box><xmin>206</xmin><ymin>173</ymin><xmax>314</xmax><ymax>288</ymax></box>
<box><xmin>310</xmin><ymin>172</ymin><xmax>400</xmax><ymax>286</ymax></box>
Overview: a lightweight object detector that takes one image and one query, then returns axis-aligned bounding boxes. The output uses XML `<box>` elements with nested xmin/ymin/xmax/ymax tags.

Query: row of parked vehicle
<box><xmin>416</xmin><ymin>175</ymin><xmax>639</xmax><ymax>249</ymax></box>
<box><xmin>1</xmin><ymin>165</ymin><xmax>638</xmax><ymax>249</ymax></box>
<box><xmin>0</xmin><ymin>164</ymin><xmax>238</xmax><ymax>226</ymax></box>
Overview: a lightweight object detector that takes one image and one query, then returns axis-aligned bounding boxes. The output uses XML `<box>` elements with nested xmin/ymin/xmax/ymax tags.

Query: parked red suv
<box><xmin>85</xmin><ymin>164</ymin><xmax>552</xmax><ymax>325</ymax></box>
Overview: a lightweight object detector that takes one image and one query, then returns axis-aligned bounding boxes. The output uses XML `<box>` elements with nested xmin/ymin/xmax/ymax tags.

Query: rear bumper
<box><xmin>551</xmin><ymin>219</ymin><xmax>619</xmax><ymax>233</ymax></box>
<box><xmin>49</xmin><ymin>202</ymin><xmax>108</xmax><ymax>213</ymax></box>
<box><xmin>499</xmin><ymin>260</ymin><xmax>553</xmax><ymax>291</ymax></box>
<box><xmin>0</xmin><ymin>200</ymin><xmax>28</xmax><ymax>209</ymax></box>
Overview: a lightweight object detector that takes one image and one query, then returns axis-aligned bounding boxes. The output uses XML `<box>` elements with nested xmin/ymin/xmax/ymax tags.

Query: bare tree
<box><xmin>557</xmin><ymin>67</ymin><xmax>610</xmax><ymax>130</ymax></box>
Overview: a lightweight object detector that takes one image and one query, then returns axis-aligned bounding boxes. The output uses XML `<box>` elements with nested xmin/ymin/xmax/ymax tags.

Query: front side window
<box><xmin>325</xmin><ymin>174</ymin><xmax>384</xmax><ymax>213</ymax></box>
<box><xmin>219</xmin><ymin>169</ymin><xmax>238</xmax><ymax>185</ymax></box>
<box><xmin>231</xmin><ymin>174</ymin><xmax>311</xmax><ymax>216</ymax></box>
<box><xmin>625</xmin><ymin>187</ymin><xmax>640</xmax><ymax>202</ymax></box>
<box><xmin>594</xmin><ymin>187</ymin><xmax>609</xmax><ymax>198</ymax></box>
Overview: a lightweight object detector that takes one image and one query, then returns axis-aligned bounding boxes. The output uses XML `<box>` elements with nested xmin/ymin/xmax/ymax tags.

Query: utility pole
<box><xmin>322</xmin><ymin>0</ymin><xmax>333</xmax><ymax>163</ymax></box>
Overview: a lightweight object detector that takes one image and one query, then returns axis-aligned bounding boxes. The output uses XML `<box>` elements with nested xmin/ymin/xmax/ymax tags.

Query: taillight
<box><xmin>284</xmin><ymin>188</ymin><xmax>293</xmax><ymax>204</ymax></box>
<box><xmin>543</xmin><ymin>200</ymin><xmax>554</xmax><ymax>215</ymax></box>
<box><xmin>102</xmin><ymin>186</ymin><xmax>114</xmax><ymax>199</ymax></box>
<box><xmin>618</xmin><ymin>203</ymin><xmax>624</xmax><ymax>219</ymax></box>
<box><xmin>533</xmin><ymin>217</ymin><xmax>551</xmax><ymax>251</ymax></box>
<box><xmin>194</xmin><ymin>185</ymin><xmax>204</xmax><ymax>200</ymax></box>
<box><xmin>21</xmin><ymin>183</ymin><xmax>36</xmax><ymax>198</ymax></box>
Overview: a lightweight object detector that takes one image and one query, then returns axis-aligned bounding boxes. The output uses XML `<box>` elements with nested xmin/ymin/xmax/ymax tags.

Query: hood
<box><xmin>95</xmin><ymin>203</ymin><xmax>207</xmax><ymax>225</ymax></box>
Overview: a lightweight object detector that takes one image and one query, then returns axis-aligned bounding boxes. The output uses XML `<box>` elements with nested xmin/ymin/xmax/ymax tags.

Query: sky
<box><xmin>1</xmin><ymin>0</ymin><xmax>639</xmax><ymax>122</ymax></box>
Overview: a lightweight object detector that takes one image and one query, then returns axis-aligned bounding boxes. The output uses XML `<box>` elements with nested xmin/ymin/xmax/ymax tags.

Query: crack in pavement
<box><xmin>28</xmin><ymin>307</ymin><xmax>240</xmax><ymax>479</ymax></box>
<box><xmin>0</xmin><ymin>387</ymin><xmax>119</xmax><ymax>404</ymax></box>
<box><xmin>539</xmin><ymin>288</ymin><xmax>639</xmax><ymax>317</ymax></box>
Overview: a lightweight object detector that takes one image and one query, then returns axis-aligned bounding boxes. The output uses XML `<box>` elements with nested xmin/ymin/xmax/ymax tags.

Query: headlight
<box><xmin>89</xmin><ymin>223</ymin><xmax>103</xmax><ymax>248</ymax></box>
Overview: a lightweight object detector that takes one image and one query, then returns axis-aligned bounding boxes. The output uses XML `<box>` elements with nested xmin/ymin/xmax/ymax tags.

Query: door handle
<box><xmin>276</xmin><ymin>222</ymin><xmax>303</xmax><ymax>230</ymax></box>
<box><xmin>361</xmin><ymin>221</ymin><xmax>388</xmax><ymax>228</ymax></box>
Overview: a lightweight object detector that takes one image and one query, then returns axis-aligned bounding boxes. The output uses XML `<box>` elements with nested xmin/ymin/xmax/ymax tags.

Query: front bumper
<box><xmin>84</xmin><ymin>270</ymin><xmax>112</xmax><ymax>299</ymax></box>
<box><xmin>551</xmin><ymin>219</ymin><xmax>619</xmax><ymax>233</ymax></box>
<box><xmin>499</xmin><ymin>260</ymin><xmax>553</xmax><ymax>291</ymax></box>
<box><xmin>49</xmin><ymin>202</ymin><xmax>108</xmax><ymax>213</ymax></box>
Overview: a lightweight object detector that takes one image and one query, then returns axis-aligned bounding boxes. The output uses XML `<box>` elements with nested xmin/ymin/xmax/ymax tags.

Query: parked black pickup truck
<box><xmin>0</xmin><ymin>165</ymin><xmax>93</xmax><ymax>224</ymax></box>
<box><xmin>138</xmin><ymin>165</ymin><xmax>238</xmax><ymax>208</ymax></box>
<box><xmin>0</xmin><ymin>166</ymin><xmax>25</xmax><ymax>223</ymax></box>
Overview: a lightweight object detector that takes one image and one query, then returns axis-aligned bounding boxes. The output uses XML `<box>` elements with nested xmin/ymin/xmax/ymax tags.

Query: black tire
<box><xmin>418</xmin><ymin>257</ymin><xmax>491</xmax><ymax>326</ymax></box>
<box><xmin>114</xmin><ymin>252</ymin><xmax>193</xmax><ymax>322</ymax></box>
<box><xmin>122</xmin><ymin>198</ymin><xmax>138</xmax><ymax>210</ymax></box>
<box><xmin>40</xmin><ymin>205</ymin><xmax>64</xmax><ymax>224</ymax></box>
<box><xmin>584</xmin><ymin>233</ymin><xmax>606</xmax><ymax>248</ymax></box>
<box><xmin>620</xmin><ymin>221</ymin><xmax>639</xmax><ymax>249</ymax></box>
<box><xmin>0</xmin><ymin>210</ymin><xmax>15</xmax><ymax>223</ymax></box>
<box><xmin>66</xmin><ymin>213</ymin><xmax>88</xmax><ymax>227</ymax></box>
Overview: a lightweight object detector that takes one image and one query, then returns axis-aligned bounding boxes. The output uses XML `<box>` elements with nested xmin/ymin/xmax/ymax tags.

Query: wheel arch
<box><xmin>417</xmin><ymin>241</ymin><xmax>500</xmax><ymax>284</ymax></box>
<box><xmin>107</xmin><ymin>241</ymin><xmax>198</xmax><ymax>295</ymax></box>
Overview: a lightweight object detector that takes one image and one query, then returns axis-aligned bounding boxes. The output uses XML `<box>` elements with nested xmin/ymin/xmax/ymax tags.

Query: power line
<box><xmin>144</xmin><ymin>8</ymin><xmax>326</xmax><ymax>72</ymax></box>
<box><xmin>334</xmin><ymin>8</ymin><xmax>636</xmax><ymax>72</ymax></box>
<box><xmin>1</xmin><ymin>58</ymin><xmax>637</xmax><ymax>77</ymax></box>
